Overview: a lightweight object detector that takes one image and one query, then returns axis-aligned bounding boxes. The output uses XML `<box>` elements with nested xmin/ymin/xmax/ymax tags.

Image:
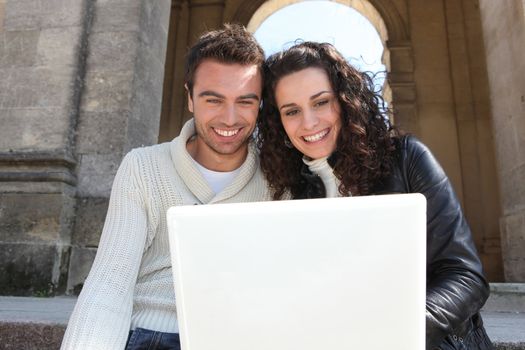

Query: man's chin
<box><xmin>212</xmin><ymin>142</ymin><xmax>248</xmax><ymax>156</ymax></box>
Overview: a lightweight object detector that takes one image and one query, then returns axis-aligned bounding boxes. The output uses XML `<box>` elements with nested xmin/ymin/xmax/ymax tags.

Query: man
<box><xmin>61</xmin><ymin>24</ymin><xmax>270</xmax><ymax>350</ymax></box>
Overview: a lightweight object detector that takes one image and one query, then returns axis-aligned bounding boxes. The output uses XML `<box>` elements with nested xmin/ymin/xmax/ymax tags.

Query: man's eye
<box><xmin>238</xmin><ymin>100</ymin><xmax>255</xmax><ymax>105</ymax></box>
<box><xmin>206</xmin><ymin>99</ymin><xmax>221</xmax><ymax>104</ymax></box>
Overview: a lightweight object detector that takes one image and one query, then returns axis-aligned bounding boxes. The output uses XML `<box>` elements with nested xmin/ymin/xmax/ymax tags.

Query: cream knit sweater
<box><xmin>61</xmin><ymin>119</ymin><xmax>272</xmax><ymax>350</ymax></box>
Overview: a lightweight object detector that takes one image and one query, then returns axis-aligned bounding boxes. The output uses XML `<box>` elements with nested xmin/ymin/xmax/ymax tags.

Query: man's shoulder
<box><xmin>127</xmin><ymin>141</ymin><xmax>173</xmax><ymax>162</ymax></box>
<box><xmin>117</xmin><ymin>141</ymin><xmax>178</xmax><ymax>193</ymax></box>
<box><xmin>119</xmin><ymin>141</ymin><xmax>175</xmax><ymax>181</ymax></box>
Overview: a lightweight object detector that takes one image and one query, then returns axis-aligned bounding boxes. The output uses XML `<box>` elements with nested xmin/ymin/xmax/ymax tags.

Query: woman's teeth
<box><xmin>303</xmin><ymin>129</ymin><xmax>328</xmax><ymax>142</ymax></box>
<box><xmin>214</xmin><ymin>128</ymin><xmax>240</xmax><ymax>137</ymax></box>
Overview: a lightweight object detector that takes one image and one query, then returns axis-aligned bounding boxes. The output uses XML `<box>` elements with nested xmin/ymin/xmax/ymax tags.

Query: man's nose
<box><xmin>222</xmin><ymin>104</ymin><xmax>238</xmax><ymax>126</ymax></box>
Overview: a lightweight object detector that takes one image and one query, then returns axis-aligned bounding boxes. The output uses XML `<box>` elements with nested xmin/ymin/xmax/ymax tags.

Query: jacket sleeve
<box><xmin>402</xmin><ymin>136</ymin><xmax>490</xmax><ymax>349</ymax></box>
<box><xmin>61</xmin><ymin>151</ymin><xmax>149</xmax><ymax>350</ymax></box>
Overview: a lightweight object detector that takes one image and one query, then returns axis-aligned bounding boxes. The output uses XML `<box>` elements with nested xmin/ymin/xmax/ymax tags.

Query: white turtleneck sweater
<box><xmin>302</xmin><ymin>156</ymin><xmax>344</xmax><ymax>198</ymax></box>
<box><xmin>61</xmin><ymin>119</ymin><xmax>272</xmax><ymax>350</ymax></box>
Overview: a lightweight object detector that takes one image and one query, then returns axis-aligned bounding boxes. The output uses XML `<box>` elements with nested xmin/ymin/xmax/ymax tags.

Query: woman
<box><xmin>257</xmin><ymin>42</ymin><xmax>493</xmax><ymax>350</ymax></box>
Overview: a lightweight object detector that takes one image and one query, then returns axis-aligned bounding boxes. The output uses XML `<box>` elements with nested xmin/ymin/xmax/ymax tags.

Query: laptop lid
<box><xmin>167</xmin><ymin>194</ymin><xmax>426</xmax><ymax>350</ymax></box>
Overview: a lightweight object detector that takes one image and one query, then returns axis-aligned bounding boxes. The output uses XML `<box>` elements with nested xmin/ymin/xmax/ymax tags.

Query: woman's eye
<box><xmin>284</xmin><ymin>109</ymin><xmax>299</xmax><ymax>116</ymax></box>
<box><xmin>315</xmin><ymin>100</ymin><xmax>329</xmax><ymax>108</ymax></box>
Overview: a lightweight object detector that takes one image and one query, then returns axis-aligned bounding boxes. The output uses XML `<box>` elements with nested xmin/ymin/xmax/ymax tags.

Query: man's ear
<box><xmin>185</xmin><ymin>84</ymin><xmax>194</xmax><ymax>113</ymax></box>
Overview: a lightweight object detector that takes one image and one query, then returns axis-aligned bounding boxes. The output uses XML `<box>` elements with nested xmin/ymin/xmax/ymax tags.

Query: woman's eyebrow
<box><xmin>279</xmin><ymin>102</ymin><xmax>297</xmax><ymax>111</ymax></box>
<box><xmin>310</xmin><ymin>90</ymin><xmax>332</xmax><ymax>100</ymax></box>
<box><xmin>279</xmin><ymin>91</ymin><xmax>332</xmax><ymax>110</ymax></box>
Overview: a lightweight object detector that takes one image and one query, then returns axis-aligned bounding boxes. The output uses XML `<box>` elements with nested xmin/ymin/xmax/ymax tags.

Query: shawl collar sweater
<box><xmin>61</xmin><ymin>119</ymin><xmax>271</xmax><ymax>349</ymax></box>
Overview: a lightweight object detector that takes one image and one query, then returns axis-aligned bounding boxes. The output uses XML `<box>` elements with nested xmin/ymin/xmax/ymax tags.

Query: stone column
<box><xmin>0</xmin><ymin>0</ymin><xmax>90</xmax><ymax>296</ymax></box>
<box><xmin>408</xmin><ymin>0</ymin><xmax>466</xmax><ymax>199</ymax></box>
<box><xmin>187</xmin><ymin>0</ymin><xmax>225</xmax><ymax>44</ymax></box>
<box><xmin>479</xmin><ymin>0</ymin><xmax>525</xmax><ymax>281</ymax></box>
<box><xmin>156</xmin><ymin>0</ymin><xmax>226</xmax><ymax>139</ymax></box>
<box><xmin>159</xmin><ymin>0</ymin><xmax>189</xmax><ymax>142</ymax></box>
<box><xmin>442</xmin><ymin>0</ymin><xmax>503</xmax><ymax>281</ymax></box>
<box><xmin>387</xmin><ymin>40</ymin><xmax>418</xmax><ymax>135</ymax></box>
<box><xmin>67</xmin><ymin>0</ymin><xmax>172</xmax><ymax>293</ymax></box>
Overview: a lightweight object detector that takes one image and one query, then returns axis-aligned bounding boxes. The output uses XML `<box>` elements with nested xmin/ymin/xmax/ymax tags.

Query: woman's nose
<box><xmin>302</xmin><ymin>110</ymin><xmax>319</xmax><ymax>130</ymax></box>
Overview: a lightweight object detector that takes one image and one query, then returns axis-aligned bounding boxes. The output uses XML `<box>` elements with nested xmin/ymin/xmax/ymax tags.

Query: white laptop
<box><xmin>167</xmin><ymin>194</ymin><xmax>426</xmax><ymax>350</ymax></box>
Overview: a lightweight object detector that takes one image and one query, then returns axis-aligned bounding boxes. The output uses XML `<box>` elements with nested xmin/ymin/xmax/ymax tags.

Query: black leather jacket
<box><xmin>297</xmin><ymin>136</ymin><xmax>493</xmax><ymax>350</ymax></box>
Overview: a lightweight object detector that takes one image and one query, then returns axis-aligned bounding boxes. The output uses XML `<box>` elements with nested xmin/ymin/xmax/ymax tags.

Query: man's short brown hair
<box><xmin>184</xmin><ymin>23</ymin><xmax>265</xmax><ymax>96</ymax></box>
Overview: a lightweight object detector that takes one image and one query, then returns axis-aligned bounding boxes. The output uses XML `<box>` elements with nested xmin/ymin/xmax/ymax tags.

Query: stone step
<box><xmin>0</xmin><ymin>284</ymin><xmax>524</xmax><ymax>349</ymax></box>
<box><xmin>0</xmin><ymin>296</ymin><xmax>75</xmax><ymax>350</ymax></box>
<box><xmin>483</xmin><ymin>283</ymin><xmax>525</xmax><ymax>313</ymax></box>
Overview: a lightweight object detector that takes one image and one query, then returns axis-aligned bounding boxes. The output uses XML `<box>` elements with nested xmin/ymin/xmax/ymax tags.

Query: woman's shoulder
<box><xmin>393</xmin><ymin>134</ymin><xmax>429</xmax><ymax>153</ymax></box>
<box><xmin>391</xmin><ymin>134</ymin><xmax>438</xmax><ymax>167</ymax></box>
<box><xmin>391</xmin><ymin>134</ymin><xmax>447</xmax><ymax>191</ymax></box>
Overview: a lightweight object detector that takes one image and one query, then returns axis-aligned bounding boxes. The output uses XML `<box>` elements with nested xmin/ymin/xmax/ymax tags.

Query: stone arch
<box><xmin>366</xmin><ymin>0</ymin><xmax>407</xmax><ymax>42</ymax></box>
<box><xmin>246</xmin><ymin>0</ymin><xmax>387</xmax><ymax>43</ymax></box>
<box><xmin>230</xmin><ymin>0</ymin><xmax>417</xmax><ymax>133</ymax></box>
<box><xmin>232</xmin><ymin>0</ymin><xmax>407</xmax><ymax>41</ymax></box>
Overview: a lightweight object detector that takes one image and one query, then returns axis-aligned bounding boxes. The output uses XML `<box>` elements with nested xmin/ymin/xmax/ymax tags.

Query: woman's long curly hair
<box><xmin>257</xmin><ymin>42</ymin><xmax>400</xmax><ymax>200</ymax></box>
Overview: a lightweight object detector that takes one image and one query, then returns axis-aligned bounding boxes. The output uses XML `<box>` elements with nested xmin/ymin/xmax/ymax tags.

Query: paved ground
<box><xmin>0</xmin><ymin>296</ymin><xmax>524</xmax><ymax>349</ymax></box>
<box><xmin>482</xmin><ymin>311</ymin><xmax>525</xmax><ymax>346</ymax></box>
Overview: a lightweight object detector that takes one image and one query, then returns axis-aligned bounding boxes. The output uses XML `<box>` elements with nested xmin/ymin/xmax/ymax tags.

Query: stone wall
<box><xmin>0</xmin><ymin>0</ymin><xmax>171</xmax><ymax>296</ymax></box>
<box><xmin>0</xmin><ymin>0</ymin><xmax>89</xmax><ymax>296</ymax></box>
<box><xmin>67</xmin><ymin>0</ymin><xmax>171</xmax><ymax>293</ymax></box>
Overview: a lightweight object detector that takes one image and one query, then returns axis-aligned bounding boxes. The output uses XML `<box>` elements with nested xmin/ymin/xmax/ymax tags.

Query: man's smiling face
<box><xmin>187</xmin><ymin>59</ymin><xmax>262</xmax><ymax>171</ymax></box>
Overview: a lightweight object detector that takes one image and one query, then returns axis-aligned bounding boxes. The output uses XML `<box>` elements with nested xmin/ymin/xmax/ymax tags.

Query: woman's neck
<box><xmin>303</xmin><ymin>156</ymin><xmax>341</xmax><ymax>198</ymax></box>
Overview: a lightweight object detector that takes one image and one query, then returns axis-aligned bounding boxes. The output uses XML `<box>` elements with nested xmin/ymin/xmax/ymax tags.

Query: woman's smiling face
<box><xmin>275</xmin><ymin>67</ymin><xmax>342</xmax><ymax>160</ymax></box>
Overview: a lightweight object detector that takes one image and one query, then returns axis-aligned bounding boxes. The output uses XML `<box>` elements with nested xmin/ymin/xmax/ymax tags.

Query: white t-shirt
<box><xmin>193</xmin><ymin>159</ymin><xmax>242</xmax><ymax>194</ymax></box>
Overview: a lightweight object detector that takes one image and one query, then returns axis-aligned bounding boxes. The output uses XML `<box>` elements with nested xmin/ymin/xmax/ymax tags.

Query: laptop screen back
<box><xmin>167</xmin><ymin>194</ymin><xmax>426</xmax><ymax>350</ymax></box>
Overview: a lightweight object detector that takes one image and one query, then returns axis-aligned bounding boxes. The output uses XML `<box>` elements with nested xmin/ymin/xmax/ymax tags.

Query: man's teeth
<box><xmin>214</xmin><ymin>128</ymin><xmax>239</xmax><ymax>137</ymax></box>
<box><xmin>303</xmin><ymin>129</ymin><xmax>328</xmax><ymax>142</ymax></box>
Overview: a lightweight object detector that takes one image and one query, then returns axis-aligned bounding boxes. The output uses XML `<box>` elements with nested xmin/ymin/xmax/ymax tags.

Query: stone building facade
<box><xmin>0</xmin><ymin>0</ymin><xmax>523</xmax><ymax>296</ymax></box>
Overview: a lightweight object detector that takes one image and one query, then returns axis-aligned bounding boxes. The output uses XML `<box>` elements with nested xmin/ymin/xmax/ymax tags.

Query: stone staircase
<box><xmin>0</xmin><ymin>283</ymin><xmax>524</xmax><ymax>349</ymax></box>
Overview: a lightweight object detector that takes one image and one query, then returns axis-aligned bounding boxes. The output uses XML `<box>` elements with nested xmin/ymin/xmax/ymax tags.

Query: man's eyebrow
<box><xmin>198</xmin><ymin>91</ymin><xmax>225</xmax><ymax>98</ymax></box>
<box><xmin>237</xmin><ymin>93</ymin><xmax>260</xmax><ymax>101</ymax></box>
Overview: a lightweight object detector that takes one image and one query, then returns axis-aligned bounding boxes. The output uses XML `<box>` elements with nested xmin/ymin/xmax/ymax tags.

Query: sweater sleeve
<box><xmin>61</xmin><ymin>151</ymin><xmax>149</xmax><ymax>350</ymax></box>
<box><xmin>403</xmin><ymin>137</ymin><xmax>489</xmax><ymax>349</ymax></box>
